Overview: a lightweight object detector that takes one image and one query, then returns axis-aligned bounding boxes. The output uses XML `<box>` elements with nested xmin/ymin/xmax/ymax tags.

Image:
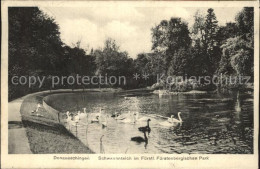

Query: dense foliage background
<box><xmin>8</xmin><ymin>7</ymin><xmax>254</xmax><ymax>100</ymax></box>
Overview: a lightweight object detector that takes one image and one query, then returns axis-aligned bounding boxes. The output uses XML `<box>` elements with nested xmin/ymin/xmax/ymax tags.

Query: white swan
<box><xmin>167</xmin><ymin>115</ymin><xmax>175</xmax><ymax>123</ymax></box>
<box><xmin>115</xmin><ymin>111</ymin><xmax>131</xmax><ymax>120</ymax></box>
<box><xmin>134</xmin><ymin>112</ymin><xmax>150</xmax><ymax>122</ymax></box>
<box><xmin>66</xmin><ymin>111</ymin><xmax>72</xmax><ymax>130</ymax></box>
<box><xmin>79</xmin><ymin>108</ymin><xmax>88</xmax><ymax>119</ymax></box>
<box><xmin>66</xmin><ymin>111</ymin><xmax>70</xmax><ymax>118</ymax></box>
<box><xmin>92</xmin><ymin>108</ymin><xmax>102</xmax><ymax>118</ymax></box>
<box><xmin>100</xmin><ymin>115</ymin><xmax>108</xmax><ymax>127</ymax></box>
<box><xmin>90</xmin><ymin>108</ymin><xmax>103</xmax><ymax>123</ymax></box>
<box><xmin>73</xmin><ymin>111</ymin><xmax>80</xmax><ymax>123</ymax></box>
<box><xmin>121</xmin><ymin>112</ymin><xmax>136</xmax><ymax>123</ymax></box>
<box><xmin>168</xmin><ymin>112</ymin><xmax>182</xmax><ymax>123</ymax></box>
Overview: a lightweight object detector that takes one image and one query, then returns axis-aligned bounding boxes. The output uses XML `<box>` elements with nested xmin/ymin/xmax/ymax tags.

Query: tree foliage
<box><xmin>8</xmin><ymin>7</ymin><xmax>254</xmax><ymax>99</ymax></box>
<box><xmin>151</xmin><ymin>18</ymin><xmax>191</xmax><ymax>75</ymax></box>
<box><xmin>218</xmin><ymin>7</ymin><xmax>254</xmax><ymax>77</ymax></box>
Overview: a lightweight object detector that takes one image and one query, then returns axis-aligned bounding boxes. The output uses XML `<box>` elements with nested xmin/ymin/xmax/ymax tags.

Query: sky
<box><xmin>40</xmin><ymin>6</ymin><xmax>243</xmax><ymax>58</ymax></box>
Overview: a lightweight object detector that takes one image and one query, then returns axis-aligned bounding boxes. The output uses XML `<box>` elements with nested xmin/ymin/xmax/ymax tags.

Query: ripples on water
<box><xmin>47</xmin><ymin>91</ymin><xmax>253</xmax><ymax>154</ymax></box>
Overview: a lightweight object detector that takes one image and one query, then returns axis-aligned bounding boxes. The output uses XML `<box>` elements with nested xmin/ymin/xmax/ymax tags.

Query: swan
<box><xmin>95</xmin><ymin>108</ymin><xmax>103</xmax><ymax>118</ymax></box>
<box><xmin>101</xmin><ymin>115</ymin><xmax>108</xmax><ymax>128</ymax></box>
<box><xmin>66</xmin><ymin>111</ymin><xmax>73</xmax><ymax>130</ymax></box>
<box><xmin>167</xmin><ymin>115</ymin><xmax>175</xmax><ymax>123</ymax></box>
<box><xmin>79</xmin><ymin>108</ymin><xmax>88</xmax><ymax>120</ymax></box>
<box><xmin>119</xmin><ymin>112</ymin><xmax>136</xmax><ymax>123</ymax></box>
<box><xmin>138</xmin><ymin>119</ymin><xmax>151</xmax><ymax>135</ymax></box>
<box><xmin>121</xmin><ymin>113</ymin><xmax>136</xmax><ymax>123</ymax></box>
<box><xmin>134</xmin><ymin>112</ymin><xmax>150</xmax><ymax>122</ymax></box>
<box><xmin>115</xmin><ymin>111</ymin><xmax>131</xmax><ymax>120</ymax></box>
<box><xmin>66</xmin><ymin>111</ymin><xmax>70</xmax><ymax>118</ymax></box>
<box><xmin>90</xmin><ymin>108</ymin><xmax>103</xmax><ymax>122</ymax></box>
<box><xmin>168</xmin><ymin>112</ymin><xmax>182</xmax><ymax>123</ymax></box>
<box><xmin>73</xmin><ymin>111</ymin><xmax>80</xmax><ymax>123</ymax></box>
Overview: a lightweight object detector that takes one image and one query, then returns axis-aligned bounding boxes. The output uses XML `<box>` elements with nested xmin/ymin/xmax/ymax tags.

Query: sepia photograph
<box><xmin>7</xmin><ymin>5</ymin><xmax>255</xmax><ymax>154</ymax></box>
<box><xmin>1</xmin><ymin>1</ymin><xmax>259</xmax><ymax>168</ymax></box>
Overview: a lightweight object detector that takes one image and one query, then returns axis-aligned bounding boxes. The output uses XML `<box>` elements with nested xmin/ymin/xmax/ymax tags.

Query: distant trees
<box><xmin>218</xmin><ymin>7</ymin><xmax>254</xmax><ymax>78</ymax></box>
<box><xmin>138</xmin><ymin>7</ymin><xmax>254</xmax><ymax>91</ymax></box>
<box><xmin>9</xmin><ymin>7</ymin><xmax>63</xmax><ymax>76</ymax></box>
<box><xmin>151</xmin><ymin>18</ymin><xmax>191</xmax><ymax>76</ymax></box>
<box><xmin>8</xmin><ymin>7</ymin><xmax>254</xmax><ymax>99</ymax></box>
<box><xmin>93</xmin><ymin>38</ymin><xmax>133</xmax><ymax>78</ymax></box>
<box><xmin>8</xmin><ymin>7</ymin><xmax>64</xmax><ymax>99</ymax></box>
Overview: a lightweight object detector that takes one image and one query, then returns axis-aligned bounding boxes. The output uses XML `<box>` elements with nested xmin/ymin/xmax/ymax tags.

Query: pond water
<box><xmin>46</xmin><ymin>91</ymin><xmax>253</xmax><ymax>154</ymax></box>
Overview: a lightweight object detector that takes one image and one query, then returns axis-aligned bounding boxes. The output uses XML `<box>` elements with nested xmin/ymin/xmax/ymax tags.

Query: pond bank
<box><xmin>17</xmin><ymin>91</ymin><xmax>93</xmax><ymax>153</ymax></box>
<box><xmin>153</xmin><ymin>90</ymin><xmax>208</xmax><ymax>95</ymax></box>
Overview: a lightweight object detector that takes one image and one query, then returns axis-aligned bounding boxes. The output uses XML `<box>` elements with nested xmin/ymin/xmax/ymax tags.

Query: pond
<box><xmin>46</xmin><ymin>91</ymin><xmax>253</xmax><ymax>154</ymax></box>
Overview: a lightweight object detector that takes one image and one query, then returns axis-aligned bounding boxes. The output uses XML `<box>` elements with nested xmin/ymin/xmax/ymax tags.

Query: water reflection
<box><xmin>47</xmin><ymin>91</ymin><xmax>253</xmax><ymax>154</ymax></box>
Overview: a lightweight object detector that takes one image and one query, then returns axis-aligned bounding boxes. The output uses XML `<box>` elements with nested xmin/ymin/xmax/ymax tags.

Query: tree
<box><xmin>151</xmin><ymin>18</ymin><xmax>191</xmax><ymax>76</ymax></box>
<box><xmin>93</xmin><ymin>38</ymin><xmax>133</xmax><ymax>88</ymax></box>
<box><xmin>236</xmin><ymin>7</ymin><xmax>254</xmax><ymax>37</ymax></box>
<box><xmin>216</xmin><ymin>22</ymin><xmax>239</xmax><ymax>45</ymax></box>
<box><xmin>218</xmin><ymin>7</ymin><xmax>254</xmax><ymax>78</ymax></box>
<box><xmin>8</xmin><ymin>7</ymin><xmax>63</xmax><ymax>99</ymax></box>
<box><xmin>203</xmin><ymin>8</ymin><xmax>221</xmax><ymax>75</ymax></box>
<box><xmin>168</xmin><ymin>48</ymin><xmax>192</xmax><ymax>76</ymax></box>
<box><xmin>191</xmin><ymin>10</ymin><xmax>205</xmax><ymax>44</ymax></box>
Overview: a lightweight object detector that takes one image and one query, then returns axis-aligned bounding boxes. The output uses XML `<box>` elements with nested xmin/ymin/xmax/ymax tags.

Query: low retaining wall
<box><xmin>42</xmin><ymin>98</ymin><xmax>61</xmax><ymax>123</ymax></box>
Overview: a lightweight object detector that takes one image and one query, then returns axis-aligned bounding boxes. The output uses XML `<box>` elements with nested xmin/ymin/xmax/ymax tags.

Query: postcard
<box><xmin>1</xmin><ymin>0</ymin><xmax>259</xmax><ymax>168</ymax></box>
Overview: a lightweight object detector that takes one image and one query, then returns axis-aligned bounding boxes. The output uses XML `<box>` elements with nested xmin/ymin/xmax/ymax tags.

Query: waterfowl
<box><xmin>93</xmin><ymin>108</ymin><xmax>103</xmax><ymax>118</ymax></box>
<box><xmin>120</xmin><ymin>112</ymin><xmax>137</xmax><ymax>123</ymax></box>
<box><xmin>101</xmin><ymin>115</ymin><xmax>108</xmax><ymax>128</ymax></box>
<box><xmin>138</xmin><ymin>119</ymin><xmax>151</xmax><ymax>134</ymax></box>
<box><xmin>73</xmin><ymin>111</ymin><xmax>80</xmax><ymax>123</ymax></box>
<box><xmin>168</xmin><ymin>112</ymin><xmax>182</xmax><ymax>123</ymax></box>
<box><xmin>66</xmin><ymin>111</ymin><xmax>73</xmax><ymax>130</ymax></box>
<box><xmin>167</xmin><ymin>115</ymin><xmax>175</xmax><ymax>123</ymax></box>
<box><xmin>66</xmin><ymin>111</ymin><xmax>70</xmax><ymax>118</ymax></box>
<box><xmin>79</xmin><ymin>108</ymin><xmax>88</xmax><ymax>119</ymax></box>
<box><xmin>90</xmin><ymin>108</ymin><xmax>103</xmax><ymax>122</ymax></box>
<box><xmin>134</xmin><ymin>112</ymin><xmax>149</xmax><ymax>121</ymax></box>
<box><xmin>115</xmin><ymin>111</ymin><xmax>131</xmax><ymax>120</ymax></box>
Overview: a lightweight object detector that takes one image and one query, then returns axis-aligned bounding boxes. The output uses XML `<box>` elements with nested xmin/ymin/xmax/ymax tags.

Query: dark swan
<box><xmin>138</xmin><ymin>119</ymin><xmax>151</xmax><ymax>134</ymax></box>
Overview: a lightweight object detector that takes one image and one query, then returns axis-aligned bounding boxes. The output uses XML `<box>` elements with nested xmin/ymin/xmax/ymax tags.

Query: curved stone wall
<box><xmin>42</xmin><ymin>96</ymin><xmax>61</xmax><ymax>123</ymax></box>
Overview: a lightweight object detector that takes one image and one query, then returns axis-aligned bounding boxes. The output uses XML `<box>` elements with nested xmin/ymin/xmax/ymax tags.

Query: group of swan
<box><xmin>66</xmin><ymin>108</ymin><xmax>109</xmax><ymax>129</ymax></box>
<box><xmin>114</xmin><ymin>111</ymin><xmax>152</xmax><ymax>124</ymax></box>
<box><xmin>130</xmin><ymin>112</ymin><xmax>182</xmax><ymax>147</ymax></box>
<box><xmin>114</xmin><ymin>111</ymin><xmax>182</xmax><ymax>126</ymax></box>
<box><xmin>66</xmin><ymin>107</ymin><xmax>183</xmax><ymax>131</ymax></box>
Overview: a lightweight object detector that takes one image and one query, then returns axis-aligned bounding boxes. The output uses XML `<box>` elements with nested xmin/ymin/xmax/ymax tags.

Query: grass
<box><xmin>20</xmin><ymin>93</ymin><xmax>93</xmax><ymax>154</ymax></box>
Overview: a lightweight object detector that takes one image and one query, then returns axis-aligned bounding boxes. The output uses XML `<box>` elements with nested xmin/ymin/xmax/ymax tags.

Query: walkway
<box><xmin>8</xmin><ymin>97</ymin><xmax>32</xmax><ymax>154</ymax></box>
